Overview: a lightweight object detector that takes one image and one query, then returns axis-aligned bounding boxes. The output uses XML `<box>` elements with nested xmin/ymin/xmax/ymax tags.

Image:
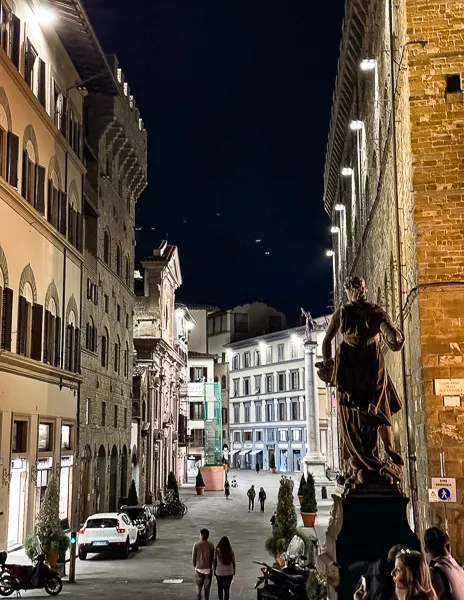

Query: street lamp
<box><xmin>350</xmin><ymin>120</ymin><xmax>363</xmax><ymax>131</ymax></box>
<box><xmin>330</xmin><ymin>226</ymin><xmax>340</xmax><ymax>234</ymax></box>
<box><xmin>35</xmin><ymin>7</ymin><xmax>56</xmax><ymax>24</ymax></box>
<box><xmin>360</xmin><ymin>58</ymin><xmax>376</xmax><ymax>71</ymax></box>
<box><xmin>341</xmin><ymin>167</ymin><xmax>353</xmax><ymax>177</ymax></box>
<box><xmin>334</xmin><ymin>204</ymin><xmax>345</xmax><ymax>211</ymax></box>
<box><xmin>325</xmin><ymin>249</ymin><xmax>334</xmax><ymax>257</ymax></box>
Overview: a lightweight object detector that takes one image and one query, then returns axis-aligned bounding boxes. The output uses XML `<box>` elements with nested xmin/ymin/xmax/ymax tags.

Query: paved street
<box><xmin>8</xmin><ymin>471</ymin><xmax>333</xmax><ymax>599</ymax></box>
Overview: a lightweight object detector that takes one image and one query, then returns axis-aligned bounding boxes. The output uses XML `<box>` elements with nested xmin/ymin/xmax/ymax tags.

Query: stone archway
<box><xmin>120</xmin><ymin>445</ymin><xmax>128</xmax><ymax>501</ymax></box>
<box><xmin>109</xmin><ymin>445</ymin><xmax>118</xmax><ymax>512</ymax></box>
<box><xmin>96</xmin><ymin>445</ymin><xmax>106</xmax><ymax>513</ymax></box>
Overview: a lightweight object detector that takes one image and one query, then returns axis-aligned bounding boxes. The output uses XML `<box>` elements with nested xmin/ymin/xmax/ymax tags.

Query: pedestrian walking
<box><xmin>192</xmin><ymin>528</ymin><xmax>215</xmax><ymax>600</ymax></box>
<box><xmin>425</xmin><ymin>527</ymin><xmax>464</xmax><ymax>600</ymax></box>
<box><xmin>247</xmin><ymin>485</ymin><xmax>256</xmax><ymax>512</ymax></box>
<box><xmin>258</xmin><ymin>487</ymin><xmax>266</xmax><ymax>512</ymax></box>
<box><xmin>270</xmin><ymin>512</ymin><xmax>277</xmax><ymax>528</ymax></box>
<box><xmin>214</xmin><ymin>536</ymin><xmax>236</xmax><ymax>600</ymax></box>
<box><xmin>256</xmin><ymin>462</ymin><xmax>260</xmax><ymax>475</ymax></box>
<box><xmin>224</xmin><ymin>480</ymin><xmax>230</xmax><ymax>500</ymax></box>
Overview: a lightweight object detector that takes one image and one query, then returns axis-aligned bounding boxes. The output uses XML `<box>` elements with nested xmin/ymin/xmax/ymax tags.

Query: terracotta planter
<box><xmin>46</xmin><ymin>549</ymin><xmax>59</xmax><ymax>570</ymax></box>
<box><xmin>301</xmin><ymin>512</ymin><xmax>317</xmax><ymax>528</ymax></box>
<box><xmin>200</xmin><ymin>466</ymin><xmax>225</xmax><ymax>491</ymax></box>
<box><xmin>277</xmin><ymin>552</ymin><xmax>286</xmax><ymax>567</ymax></box>
<box><xmin>270</xmin><ymin>467</ymin><xmax>276</xmax><ymax>473</ymax></box>
<box><xmin>298</xmin><ymin>495</ymin><xmax>303</xmax><ymax>504</ymax></box>
<box><xmin>196</xmin><ymin>486</ymin><xmax>205</xmax><ymax>496</ymax></box>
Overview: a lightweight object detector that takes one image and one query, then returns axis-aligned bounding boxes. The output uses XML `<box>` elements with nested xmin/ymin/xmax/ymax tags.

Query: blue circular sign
<box><xmin>438</xmin><ymin>488</ymin><xmax>451</xmax><ymax>500</ymax></box>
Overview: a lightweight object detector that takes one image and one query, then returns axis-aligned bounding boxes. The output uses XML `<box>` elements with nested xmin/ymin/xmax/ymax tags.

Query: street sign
<box><xmin>430</xmin><ymin>477</ymin><xmax>457</xmax><ymax>503</ymax></box>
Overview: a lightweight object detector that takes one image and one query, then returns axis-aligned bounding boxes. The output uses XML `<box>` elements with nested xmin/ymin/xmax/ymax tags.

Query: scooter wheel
<box><xmin>0</xmin><ymin>575</ymin><xmax>15</xmax><ymax>597</ymax></box>
<box><xmin>44</xmin><ymin>575</ymin><xmax>63</xmax><ymax>596</ymax></box>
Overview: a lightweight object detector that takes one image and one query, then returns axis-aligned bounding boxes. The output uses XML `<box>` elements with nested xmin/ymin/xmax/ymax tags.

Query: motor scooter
<box><xmin>0</xmin><ymin>545</ymin><xmax>62</xmax><ymax>597</ymax></box>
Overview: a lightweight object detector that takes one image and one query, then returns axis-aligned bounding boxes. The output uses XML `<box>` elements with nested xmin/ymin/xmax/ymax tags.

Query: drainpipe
<box><xmin>388</xmin><ymin>0</ymin><xmax>418</xmax><ymax>532</ymax></box>
<box><xmin>61</xmin><ymin>152</ymin><xmax>69</xmax><ymax>368</ymax></box>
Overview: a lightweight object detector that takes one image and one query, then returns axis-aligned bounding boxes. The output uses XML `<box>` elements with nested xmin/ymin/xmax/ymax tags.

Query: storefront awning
<box><xmin>229</xmin><ymin>449</ymin><xmax>240</xmax><ymax>456</ymax></box>
<box><xmin>250</xmin><ymin>450</ymin><xmax>263</xmax><ymax>456</ymax></box>
<box><xmin>239</xmin><ymin>450</ymin><xmax>250</xmax><ymax>456</ymax></box>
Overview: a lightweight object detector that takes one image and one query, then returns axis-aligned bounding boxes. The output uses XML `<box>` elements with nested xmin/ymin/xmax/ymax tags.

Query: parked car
<box><xmin>78</xmin><ymin>512</ymin><xmax>139</xmax><ymax>560</ymax></box>
<box><xmin>120</xmin><ymin>505</ymin><xmax>157</xmax><ymax>545</ymax></box>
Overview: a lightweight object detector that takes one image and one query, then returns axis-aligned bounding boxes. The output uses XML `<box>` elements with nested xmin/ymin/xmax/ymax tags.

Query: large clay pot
<box><xmin>46</xmin><ymin>549</ymin><xmax>59</xmax><ymax>570</ymax></box>
<box><xmin>196</xmin><ymin>486</ymin><xmax>205</xmax><ymax>496</ymax></box>
<box><xmin>200</xmin><ymin>466</ymin><xmax>225</xmax><ymax>491</ymax></box>
<box><xmin>301</xmin><ymin>512</ymin><xmax>317</xmax><ymax>528</ymax></box>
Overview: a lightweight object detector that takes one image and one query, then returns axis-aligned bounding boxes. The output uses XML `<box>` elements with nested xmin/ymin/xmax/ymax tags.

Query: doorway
<box><xmin>279</xmin><ymin>450</ymin><xmax>288</xmax><ymax>472</ymax></box>
<box><xmin>78</xmin><ymin>446</ymin><xmax>91</xmax><ymax>525</ymax></box>
<box><xmin>109</xmin><ymin>445</ymin><xmax>118</xmax><ymax>512</ymax></box>
<box><xmin>8</xmin><ymin>460</ymin><xmax>27</xmax><ymax>549</ymax></box>
<box><xmin>120</xmin><ymin>445</ymin><xmax>128</xmax><ymax>502</ymax></box>
<box><xmin>96</xmin><ymin>445</ymin><xmax>106</xmax><ymax>513</ymax></box>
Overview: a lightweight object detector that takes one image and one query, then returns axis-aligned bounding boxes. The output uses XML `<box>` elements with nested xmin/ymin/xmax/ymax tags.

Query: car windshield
<box><xmin>124</xmin><ymin>508</ymin><xmax>145</xmax><ymax>520</ymax></box>
<box><xmin>86</xmin><ymin>518</ymin><xmax>119</xmax><ymax>528</ymax></box>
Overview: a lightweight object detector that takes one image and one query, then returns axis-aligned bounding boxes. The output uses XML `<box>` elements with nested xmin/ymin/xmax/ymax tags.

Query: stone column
<box><xmin>303</xmin><ymin>340</ymin><xmax>331</xmax><ymax>497</ymax></box>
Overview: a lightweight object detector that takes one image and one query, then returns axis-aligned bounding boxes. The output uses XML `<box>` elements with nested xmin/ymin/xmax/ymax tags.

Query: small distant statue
<box><xmin>316</xmin><ymin>276</ymin><xmax>404</xmax><ymax>486</ymax></box>
<box><xmin>300</xmin><ymin>307</ymin><xmax>315</xmax><ymax>342</ymax></box>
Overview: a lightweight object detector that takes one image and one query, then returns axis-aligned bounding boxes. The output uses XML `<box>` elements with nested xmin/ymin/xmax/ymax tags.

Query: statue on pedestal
<box><xmin>301</xmin><ymin>307</ymin><xmax>315</xmax><ymax>342</ymax></box>
<box><xmin>317</xmin><ymin>276</ymin><xmax>404</xmax><ymax>486</ymax></box>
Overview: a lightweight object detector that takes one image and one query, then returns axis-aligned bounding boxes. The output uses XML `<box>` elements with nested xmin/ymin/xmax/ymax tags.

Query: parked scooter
<box><xmin>254</xmin><ymin>536</ymin><xmax>309</xmax><ymax>599</ymax></box>
<box><xmin>0</xmin><ymin>546</ymin><xmax>63</xmax><ymax>597</ymax></box>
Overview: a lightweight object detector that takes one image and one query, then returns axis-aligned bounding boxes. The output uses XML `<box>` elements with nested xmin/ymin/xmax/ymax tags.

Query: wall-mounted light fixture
<box><xmin>334</xmin><ymin>204</ymin><xmax>345</xmax><ymax>211</ymax></box>
<box><xmin>350</xmin><ymin>120</ymin><xmax>363</xmax><ymax>131</ymax></box>
<box><xmin>330</xmin><ymin>226</ymin><xmax>340</xmax><ymax>234</ymax></box>
<box><xmin>360</xmin><ymin>58</ymin><xmax>376</xmax><ymax>71</ymax></box>
<box><xmin>326</xmin><ymin>250</ymin><xmax>335</xmax><ymax>257</ymax></box>
<box><xmin>341</xmin><ymin>167</ymin><xmax>353</xmax><ymax>176</ymax></box>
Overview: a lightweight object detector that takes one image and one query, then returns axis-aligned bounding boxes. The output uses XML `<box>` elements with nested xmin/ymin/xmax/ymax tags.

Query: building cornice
<box><xmin>0</xmin><ymin>351</ymin><xmax>82</xmax><ymax>389</ymax></box>
<box><xmin>225</xmin><ymin>324</ymin><xmax>326</xmax><ymax>350</ymax></box>
<box><xmin>323</xmin><ymin>0</ymin><xmax>368</xmax><ymax>214</ymax></box>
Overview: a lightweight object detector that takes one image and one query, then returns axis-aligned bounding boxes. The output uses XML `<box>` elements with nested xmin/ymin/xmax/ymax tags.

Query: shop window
<box><xmin>61</xmin><ymin>425</ymin><xmax>71</xmax><ymax>450</ymax></box>
<box><xmin>12</xmin><ymin>420</ymin><xmax>28</xmax><ymax>453</ymax></box>
<box><xmin>38</xmin><ymin>422</ymin><xmax>52</xmax><ymax>451</ymax></box>
<box><xmin>243</xmin><ymin>431</ymin><xmax>252</xmax><ymax>442</ymax></box>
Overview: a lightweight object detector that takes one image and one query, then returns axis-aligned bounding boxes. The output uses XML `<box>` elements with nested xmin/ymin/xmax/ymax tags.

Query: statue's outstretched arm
<box><xmin>379</xmin><ymin>313</ymin><xmax>404</xmax><ymax>352</ymax></box>
<box><xmin>322</xmin><ymin>309</ymin><xmax>341</xmax><ymax>362</ymax></box>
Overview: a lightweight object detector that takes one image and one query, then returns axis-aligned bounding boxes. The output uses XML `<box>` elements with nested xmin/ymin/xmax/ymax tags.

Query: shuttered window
<box><xmin>0</xmin><ymin>287</ymin><xmax>13</xmax><ymax>350</ymax></box>
<box><xmin>21</xmin><ymin>149</ymin><xmax>35</xmax><ymax>204</ymax></box>
<box><xmin>65</xmin><ymin>324</ymin><xmax>74</xmax><ymax>372</ymax></box>
<box><xmin>114</xmin><ymin>342</ymin><xmax>120</xmax><ymax>374</ymax></box>
<box><xmin>0</xmin><ymin>3</ymin><xmax>12</xmax><ymax>55</ymax></box>
<box><xmin>34</xmin><ymin>165</ymin><xmax>46</xmax><ymax>215</ymax></box>
<box><xmin>101</xmin><ymin>334</ymin><xmax>108</xmax><ymax>369</ymax></box>
<box><xmin>10</xmin><ymin>14</ymin><xmax>20</xmax><ymax>69</ymax></box>
<box><xmin>0</xmin><ymin>126</ymin><xmax>6</xmax><ymax>178</ymax></box>
<box><xmin>6</xmin><ymin>131</ymin><xmax>19</xmax><ymax>188</ymax></box>
<box><xmin>38</xmin><ymin>59</ymin><xmax>46</xmax><ymax>107</ymax></box>
<box><xmin>59</xmin><ymin>192</ymin><xmax>67</xmax><ymax>235</ymax></box>
<box><xmin>25</xmin><ymin>38</ymin><xmax>38</xmax><ymax>90</ymax></box>
<box><xmin>30</xmin><ymin>303</ymin><xmax>43</xmax><ymax>361</ymax></box>
<box><xmin>16</xmin><ymin>296</ymin><xmax>32</xmax><ymax>357</ymax></box>
<box><xmin>43</xmin><ymin>310</ymin><xmax>60</xmax><ymax>367</ymax></box>
<box><xmin>47</xmin><ymin>181</ymin><xmax>59</xmax><ymax>229</ymax></box>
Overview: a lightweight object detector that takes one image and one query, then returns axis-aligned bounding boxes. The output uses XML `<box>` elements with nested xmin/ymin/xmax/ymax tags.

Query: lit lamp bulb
<box><xmin>35</xmin><ymin>8</ymin><xmax>55</xmax><ymax>24</ymax></box>
<box><xmin>341</xmin><ymin>167</ymin><xmax>353</xmax><ymax>176</ymax></box>
<box><xmin>326</xmin><ymin>250</ymin><xmax>335</xmax><ymax>257</ymax></box>
<box><xmin>186</xmin><ymin>322</ymin><xmax>194</xmax><ymax>331</ymax></box>
<box><xmin>350</xmin><ymin>120</ymin><xmax>363</xmax><ymax>131</ymax></box>
<box><xmin>334</xmin><ymin>203</ymin><xmax>345</xmax><ymax>211</ymax></box>
<box><xmin>360</xmin><ymin>58</ymin><xmax>376</xmax><ymax>71</ymax></box>
<box><xmin>330</xmin><ymin>226</ymin><xmax>340</xmax><ymax>234</ymax></box>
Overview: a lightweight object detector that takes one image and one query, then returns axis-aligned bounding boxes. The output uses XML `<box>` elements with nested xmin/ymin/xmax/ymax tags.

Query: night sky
<box><xmin>84</xmin><ymin>1</ymin><xmax>345</xmax><ymax>325</ymax></box>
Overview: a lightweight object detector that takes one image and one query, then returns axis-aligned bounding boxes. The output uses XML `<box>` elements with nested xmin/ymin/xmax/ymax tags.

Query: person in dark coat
<box><xmin>258</xmin><ymin>487</ymin><xmax>266</xmax><ymax>512</ymax></box>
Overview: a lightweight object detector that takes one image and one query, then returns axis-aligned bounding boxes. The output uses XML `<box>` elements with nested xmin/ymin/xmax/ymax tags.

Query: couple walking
<box><xmin>193</xmin><ymin>528</ymin><xmax>236</xmax><ymax>600</ymax></box>
<box><xmin>247</xmin><ymin>485</ymin><xmax>266</xmax><ymax>512</ymax></box>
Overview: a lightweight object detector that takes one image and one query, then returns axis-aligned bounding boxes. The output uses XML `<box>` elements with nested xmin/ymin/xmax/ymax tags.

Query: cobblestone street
<box><xmin>7</xmin><ymin>471</ymin><xmax>333</xmax><ymax>599</ymax></box>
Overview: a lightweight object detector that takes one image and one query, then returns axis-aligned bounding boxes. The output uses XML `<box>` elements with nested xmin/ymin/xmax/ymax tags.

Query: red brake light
<box><xmin>79</xmin><ymin>527</ymin><xmax>86</xmax><ymax>534</ymax></box>
<box><xmin>116</xmin><ymin>527</ymin><xmax>126</xmax><ymax>534</ymax></box>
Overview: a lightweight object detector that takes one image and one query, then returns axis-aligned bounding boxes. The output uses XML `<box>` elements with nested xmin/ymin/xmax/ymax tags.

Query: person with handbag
<box><xmin>214</xmin><ymin>536</ymin><xmax>236</xmax><ymax>600</ymax></box>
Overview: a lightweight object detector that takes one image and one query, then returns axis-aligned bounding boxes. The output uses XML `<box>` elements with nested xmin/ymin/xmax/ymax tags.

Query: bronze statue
<box><xmin>317</xmin><ymin>276</ymin><xmax>404</xmax><ymax>485</ymax></box>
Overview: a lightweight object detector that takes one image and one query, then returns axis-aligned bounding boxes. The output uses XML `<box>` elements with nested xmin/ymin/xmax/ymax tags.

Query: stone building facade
<box><xmin>133</xmin><ymin>243</ymin><xmax>190</xmax><ymax>501</ymax></box>
<box><xmin>325</xmin><ymin>0</ymin><xmax>464</xmax><ymax>558</ymax></box>
<box><xmin>77</xmin><ymin>59</ymin><xmax>147</xmax><ymax>522</ymax></box>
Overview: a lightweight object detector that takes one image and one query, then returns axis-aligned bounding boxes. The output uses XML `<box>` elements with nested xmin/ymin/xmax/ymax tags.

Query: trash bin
<box><xmin>321</xmin><ymin>486</ymin><xmax>327</xmax><ymax>499</ymax></box>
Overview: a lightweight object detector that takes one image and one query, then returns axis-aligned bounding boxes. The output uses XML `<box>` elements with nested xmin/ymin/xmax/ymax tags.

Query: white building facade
<box><xmin>227</xmin><ymin>323</ymin><xmax>338</xmax><ymax>472</ymax></box>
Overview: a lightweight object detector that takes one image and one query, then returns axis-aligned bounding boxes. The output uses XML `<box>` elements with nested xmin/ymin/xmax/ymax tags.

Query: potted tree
<box><xmin>265</xmin><ymin>476</ymin><xmax>297</xmax><ymax>564</ymax></box>
<box><xmin>301</xmin><ymin>473</ymin><xmax>318</xmax><ymax>528</ymax></box>
<box><xmin>297</xmin><ymin>474</ymin><xmax>306</xmax><ymax>505</ymax></box>
<box><xmin>269</xmin><ymin>452</ymin><xmax>276</xmax><ymax>473</ymax></box>
<box><xmin>167</xmin><ymin>471</ymin><xmax>179</xmax><ymax>498</ymax></box>
<box><xmin>25</xmin><ymin>474</ymin><xmax>69</xmax><ymax>571</ymax></box>
<box><xmin>195</xmin><ymin>470</ymin><xmax>206</xmax><ymax>495</ymax></box>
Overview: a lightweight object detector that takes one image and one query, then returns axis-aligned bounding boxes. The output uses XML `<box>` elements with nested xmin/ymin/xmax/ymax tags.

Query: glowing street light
<box><xmin>341</xmin><ymin>167</ymin><xmax>353</xmax><ymax>176</ymax></box>
<box><xmin>330</xmin><ymin>226</ymin><xmax>340</xmax><ymax>234</ymax></box>
<box><xmin>350</xmin><ymin>120</ymin><xmax>363</xmax><ymax>131</ymax></box>
<box><xmin>326</xmin><ymin>250</ymin><xmax>334</xmax><ymax>257</ymax></box>
<box><xmin>35</xmin><ymin>7</ymin><xmax>56</xmax><ymax>24</ymax></box>
<box><xmin>334</xmin><ymin>204</ymin><xmax>345</xmax><ymax>211</ymax></box>
<box><xmin>360</xmin><ymin>58</ymin><xmax>376</xmax><ymax>71</ymax></box>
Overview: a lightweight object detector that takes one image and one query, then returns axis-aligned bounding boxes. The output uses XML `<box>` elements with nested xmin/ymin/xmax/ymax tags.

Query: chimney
<box><xmin>154</xmin><ymin>240</ymin><xmax>168</xmax><ymax>258</ymax></box>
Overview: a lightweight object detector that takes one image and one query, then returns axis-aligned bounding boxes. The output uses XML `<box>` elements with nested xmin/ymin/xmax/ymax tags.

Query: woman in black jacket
<box><xmin>258</xmin><ymin>487</ymin><xmax>266</xmax><ymax>512</ymax></box>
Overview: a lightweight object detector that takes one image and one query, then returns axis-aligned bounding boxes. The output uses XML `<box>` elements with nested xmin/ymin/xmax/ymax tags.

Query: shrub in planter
<box><xmin>167</xmin><ymin>471</ymin><xmax>179</xmax><ymax>497</ymax></box>
<box><xmin>301</xmin><ymin>473</ymin><xmax>318</xmax><ymax>527</ymax></box>
<box><xmin>127</xmin><ymin>480</ymin><xmax>139</xmax><ymax>506</ymax></box>
<box><xmin>195</xmin><ymin>470</ymin><xmax>206</xmax><ymax>495</ymax></box>
<box><xmin>25</xmin><ymin>474</ymin><xmax>69</xmax><ymax>569</ymax></box>
<box><xmin>297</xmin><ymin>474</ymin><xmax>306</xmax><ymax>503</ymax></box>
<box><xmin>265</xmin><ymin>476</ymin><xmax>297</xmax><ymax>558</ymax></box>
<box><xmin>269</xmin><ymin>453</ymin><xmax>276</xmax><ymax>472</ymax></box>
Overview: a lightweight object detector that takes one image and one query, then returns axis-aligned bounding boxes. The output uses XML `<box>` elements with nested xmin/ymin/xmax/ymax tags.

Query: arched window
<box><xmin>65</xmin><ymin>309</ymin><xmax>80</xmax><ymax>373</ymax></box>
<box><xmin>17</xmin><ymin>269</ymin><xmax>42</xmax><ymax>361</ymax></box>
<box><xmin>85</xmin><ymin>316</ymin><xmax>97</xmax><ymax>353</ymax></box>
<box><xmin>123</xmin><ymin>342</ymin><xmax>129</xmax><ymax>378</ymax></box>
<box><xmin>0</xmin><ymin>248</ymin><xmax>13</xmax><ymax>351</ymax></box>
<box><xmin>55</xmin><ymin>93</ymin><xmax>64</xmax><ymax>131</ymax></box>
<box><xmin>116</xmin><ymin>245</ymin><xmax>122</xmax><ymax>277</ymax></box>
<box><xmin>103</xmin><ymin>231</ymin><xmax>110</xmax><ymax>265</ymax></box>
<box><xmin>44</xmin><ymin>296</ymin><xmax>61</xmax><ymax>367</ymax></box>
<box><xmin>101</xmin><ymin>327</ymin><xmax>109</xmax><ymax>369</ymax></box>
<box><xmin>114</xmin><ymin>335</ymin><xmax>121</xmax><ymax>374</ymax></box>
<box><xmin>21</xmin><ymin>141</ymin><xmax>36</xmax><ymax>206</ymax></box>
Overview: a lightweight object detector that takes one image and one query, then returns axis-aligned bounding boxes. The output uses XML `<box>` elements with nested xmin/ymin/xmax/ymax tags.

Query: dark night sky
<box><xmin>84</xmin><ymin>1</ymin><xmax>345</xmax><ymax>325</ymax></box>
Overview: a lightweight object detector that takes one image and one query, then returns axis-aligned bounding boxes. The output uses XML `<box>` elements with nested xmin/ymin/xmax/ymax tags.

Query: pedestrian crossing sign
<box><xmin>430</xmin><ymin>478</ymin><xmax>457</xmax><ymax>503</ymax></box>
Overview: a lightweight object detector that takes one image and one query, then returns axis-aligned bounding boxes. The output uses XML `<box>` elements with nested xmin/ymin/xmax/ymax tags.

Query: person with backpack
<box><xmin>424</xmin><ymin>527</ymin><xmax>464</xmax><ymax>600</ymax></box>
<box><xmin>247</xmin><ymin>485</ymin><xmax>256</xmax><ymax>512</ymax></box>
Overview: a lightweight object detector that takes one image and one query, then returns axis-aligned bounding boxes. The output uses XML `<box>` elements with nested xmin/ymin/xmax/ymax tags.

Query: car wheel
<box><xmin>152</xmin><ymin>525</ymin><xmax>157</xmax><ymax>541</ymax></box>
<box><xmin>132</xmin><ymin>538</ymin><xmax>139</xmax><ymax>552</ymax></box>
<box><xmin>120</xmin><ymin>540</ymin><xmax>130</xmax><ymax>559</ymax></box>
<box><xmin>143</xmin><ymin>532</ymin><xmax>149</xmax><ymax>546</ymax></box>
<box><xmin>78</xmin><ymin>549</ymin><xmax>87</xmax><ymax>561</ymax></box>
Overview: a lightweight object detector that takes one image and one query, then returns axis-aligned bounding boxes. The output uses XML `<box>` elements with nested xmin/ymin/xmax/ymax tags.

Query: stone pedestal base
<box><xmin>317</xmin><ymin>484</ymin><xmax>420</xmax><ymax>600</ymax></box>
<box><xmin>200</xmin><ymin>465</ymin><xmax>225</xmax><ymax>491</ymax></box>
<box><xmin>302</xmin><ymin>454</ymin><xmax>335</xmax><ymax>500</ymax></box>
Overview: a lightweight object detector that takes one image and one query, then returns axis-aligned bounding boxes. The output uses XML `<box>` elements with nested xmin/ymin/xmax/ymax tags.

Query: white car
<box><xmin>78</xmin><ymin>512</ymin><xmax>139</xmax><ymax>560</ymax></box>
